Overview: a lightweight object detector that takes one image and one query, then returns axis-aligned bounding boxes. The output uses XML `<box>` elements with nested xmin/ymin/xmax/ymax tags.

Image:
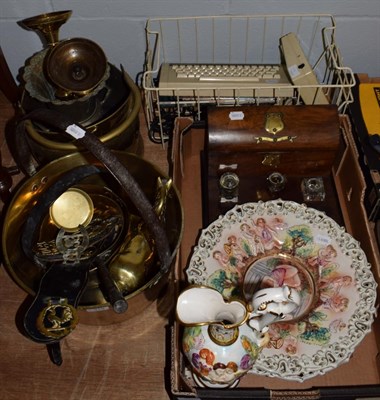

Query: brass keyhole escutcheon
<box><xmin>262</xmin><ymin>154</ymin><xmax>281</xmax><ymax>167</ymax></box>
<box><xmin>265</xmin><ymin>112</ymin><xmax>284</xmax><ymax>135</ymax></box>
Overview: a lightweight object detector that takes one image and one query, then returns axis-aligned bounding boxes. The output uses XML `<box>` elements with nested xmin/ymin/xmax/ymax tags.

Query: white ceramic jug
<box><xmin>176</xmin><ymin>285</ymin><xmax>301</xmax><ymax>387</ymax></box>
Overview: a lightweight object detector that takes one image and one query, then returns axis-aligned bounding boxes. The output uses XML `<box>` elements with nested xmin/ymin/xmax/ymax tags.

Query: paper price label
<box><xmin>288</xmin><ymin>64</ymin><xmax>300</xmax><ymax>79</ymax></box>
<box><xmin>229</xmin><ymin>111</ymin><xmax>244</xmax><ymax>121</ymax></box>
<box><xmin>66</xmin><ymin>124</ymin><xmax>86</xmax><ymax>139</ymax></box>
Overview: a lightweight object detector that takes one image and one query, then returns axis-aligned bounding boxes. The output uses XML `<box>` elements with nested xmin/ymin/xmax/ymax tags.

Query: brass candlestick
<box><xmin>18</xmin><ymin>10</ymin><xmax>72</xmax><ymax>47</ymax></box>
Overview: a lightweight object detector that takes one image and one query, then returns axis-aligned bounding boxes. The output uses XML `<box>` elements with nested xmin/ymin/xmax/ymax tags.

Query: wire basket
<box><xmin>142</xmin><ymin>14</ymin><xmax>355</xmax><ymax>142</ymax></box>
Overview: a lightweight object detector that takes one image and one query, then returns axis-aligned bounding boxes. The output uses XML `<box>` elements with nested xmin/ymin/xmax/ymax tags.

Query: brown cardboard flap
<box><xmin>334</xmin><ymin>116</ymin><xmax>380</xmax><ymax>277</ymax></box>
<box><xmin>172</xmin><ymin>117</ymin><xmax>205</xmax><ymax>280</ymax></box>
<box><xmin>170</xmin><ymin>115</ymin><xmax>380</xmax><ymax>397</ymax></box>
<box><xmin>171</xmin><ymin>117</ymin><xmax>194</xmax><ymax>183</ymax></box>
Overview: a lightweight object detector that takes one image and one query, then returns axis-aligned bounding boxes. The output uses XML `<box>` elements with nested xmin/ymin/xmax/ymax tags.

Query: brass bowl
<box><xmin>44</xmin><ymin>38</ymin><xmax>108</xmax><ymax>98</ymax></box>
<box><xmin>22</xmin><ymin>69</ymin><xmax>141</xmax><ymax>164</ymax></box>
<box><xmin>2</xmin><ymin>151</ymin><xmax>183</xmax><ymax>325</ymax></box>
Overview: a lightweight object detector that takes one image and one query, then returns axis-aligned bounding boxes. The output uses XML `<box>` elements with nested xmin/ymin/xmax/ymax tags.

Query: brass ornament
<box><xmin>49</xmin><ymin>187</ymin><xmax>94</xmax><ymax>232</ymax></box>
<box><xmin>109</xmin><ymin>177</ymin><xmax>173</xmax><ymax>294</ymax></box>
<box><xmin>253</xmin><ymin>112</ymin><xmax>296</xmax><ymax>143</ymax></box>
<box><xmin>261</xmin><ymin>154</ymin><xmax>281</xmax><ymax>168</ymax></box>
<box><xmin>18</xmin><ymin>10</ymin><xmax>72</xmax><ymax>47</ymax></box>
<box><xmin>255</xmin><ymin>135</ymin><xmax>297</xmax><ymax>143</ymax></box>
<box><xmin>265</xmin><ymin>112</ymin><xmax>284</xmax><ymax>135</ymax></box>
<box><xmin>36</xmin><ymin>299</ymin><xmax>78</xmax><ymax>339</ymax></box>
<box><xmin>55</xmin><ymin>227</ymin><xmax>90</xmax><ymax>263</ymax></box>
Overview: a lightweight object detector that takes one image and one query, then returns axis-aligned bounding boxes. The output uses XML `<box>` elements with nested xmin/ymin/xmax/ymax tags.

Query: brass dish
<box><xmin>44</xmin><ymin>38</ymin><xmax>108</xmax><ymax>99</ymax></box>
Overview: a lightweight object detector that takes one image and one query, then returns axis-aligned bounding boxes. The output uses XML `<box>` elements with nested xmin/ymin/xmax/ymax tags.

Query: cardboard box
<box><xmin>170</xmin><ymin>115</ymin><xmax>380</xmax><ymax>399</ymax></box>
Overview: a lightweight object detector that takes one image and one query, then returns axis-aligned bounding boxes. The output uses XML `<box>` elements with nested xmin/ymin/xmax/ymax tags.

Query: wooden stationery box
<box><xmin>204</xmin><ymin>105</ymin><xmax>341</xmax><ymax>223</ymax></box>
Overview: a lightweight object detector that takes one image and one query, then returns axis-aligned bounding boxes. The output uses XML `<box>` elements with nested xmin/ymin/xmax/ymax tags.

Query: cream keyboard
<box><xmin>158</xmin><ymin>63</ymin><xmax>294</xmax><ymax>98</ymax></box>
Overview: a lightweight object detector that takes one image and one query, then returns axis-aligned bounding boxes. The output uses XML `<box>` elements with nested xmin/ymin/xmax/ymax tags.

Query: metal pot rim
<box><xmin>23</xmin><ymin>70</ymin><xmax>141</xmax><ymax>150</ymax></box>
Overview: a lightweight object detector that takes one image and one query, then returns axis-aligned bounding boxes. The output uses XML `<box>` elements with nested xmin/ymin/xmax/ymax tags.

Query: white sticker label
<box><xmin>66</xmin><ymin>124</ymin><xmax>86</xmax><ymax>139</ymax></box>
<box><xmin>229</xmin><ymin>111</ymin><xmax>244</xmax><ymax>121</ymax></box>
<box><xmin>288</xmin><ymin>64</ymin><xmax>300</xmax><ymax>79</ymax></box>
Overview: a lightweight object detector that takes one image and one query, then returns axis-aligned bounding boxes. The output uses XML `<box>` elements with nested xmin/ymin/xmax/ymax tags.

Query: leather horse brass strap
<box><xmin>22</xmin><ymin>164</ymin><xmax>123</xmax><ymax>344</ymax></box>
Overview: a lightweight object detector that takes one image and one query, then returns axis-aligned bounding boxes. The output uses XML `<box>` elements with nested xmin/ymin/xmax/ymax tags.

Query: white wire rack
<box><xmin>142</xmin><ymin>14</ymin><xmax>355</xmax><ymax>142</ymax></box>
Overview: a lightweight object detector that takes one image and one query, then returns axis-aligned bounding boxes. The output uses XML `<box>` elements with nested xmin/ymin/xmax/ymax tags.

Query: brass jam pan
<box><xmin>2</xmin><ymin>151</ymin><xmax>183</xmax><ymax>325</ymax></box>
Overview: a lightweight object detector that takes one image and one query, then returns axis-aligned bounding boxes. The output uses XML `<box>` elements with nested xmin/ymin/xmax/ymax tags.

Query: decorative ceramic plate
<box><xmin>186</xmin><ymin>200</ymin><xmax>377</xmax><ymax>381</ymax></box>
